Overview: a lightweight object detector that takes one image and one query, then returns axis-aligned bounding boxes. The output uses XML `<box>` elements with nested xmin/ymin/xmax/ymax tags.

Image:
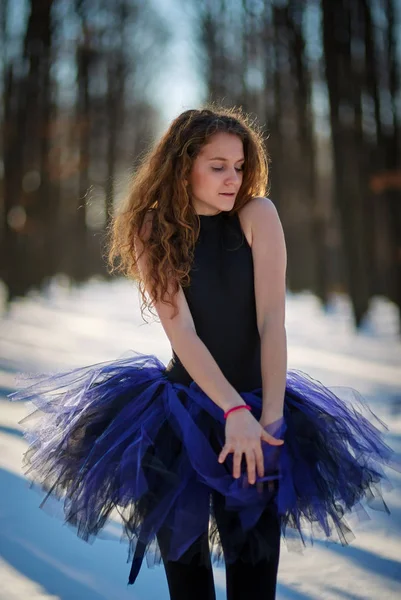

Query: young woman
<box><xmin>10</xmin><ymin>107</ymin><xmax>396</xmax><ymax>600</ymax></box>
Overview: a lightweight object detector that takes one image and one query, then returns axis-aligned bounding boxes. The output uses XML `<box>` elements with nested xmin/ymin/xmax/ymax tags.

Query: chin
<box><xmin>216</xmin><ymin>198</ymin><xmax>236</xmax><ymax>211</ymax></box>
<box><xmin>222</xmin><ymin>200</ymin><xmax>236</xmax><ymax>212</ymax></box>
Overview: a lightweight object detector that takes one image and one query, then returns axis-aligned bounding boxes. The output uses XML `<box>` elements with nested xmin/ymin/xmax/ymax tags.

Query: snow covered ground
<box><xmin>0</xmin><ymin>278</ymin><xmax>400</xmax><ymax>600</ymax></box>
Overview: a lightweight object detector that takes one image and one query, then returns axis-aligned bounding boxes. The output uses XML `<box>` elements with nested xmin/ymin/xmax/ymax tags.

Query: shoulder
<box><xmin>237</xmin><ymin>197</ymin><xmax>282</xmax><ymax>247</ymax></box>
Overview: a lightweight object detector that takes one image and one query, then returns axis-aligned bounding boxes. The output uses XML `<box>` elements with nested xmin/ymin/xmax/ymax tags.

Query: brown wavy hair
<box><xmin>108</xmin><ymin>105</ymin><xmax>269</xmax><ymax>320</ymax></box>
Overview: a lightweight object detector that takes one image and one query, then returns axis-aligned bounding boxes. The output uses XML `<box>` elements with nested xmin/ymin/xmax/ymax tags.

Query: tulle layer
<box><xmin>9</xmin><ymin>352</ymin><xmax>399</xmax><ymax>585</ymax></box>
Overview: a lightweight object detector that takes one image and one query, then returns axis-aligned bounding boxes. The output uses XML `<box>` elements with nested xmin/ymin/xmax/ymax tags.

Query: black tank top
<box><xmin>164</xmin><ymin>211</ymin><xmax>262</xmax><ymax>392</ymax></box>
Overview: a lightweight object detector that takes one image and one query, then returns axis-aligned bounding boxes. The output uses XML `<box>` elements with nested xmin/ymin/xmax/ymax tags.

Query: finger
<box><xmin>218</xmin><ymin>445</ymin><xmax>232</xmax><ymax>463</ymax></box>
<box><xmin>244</xmin><ymin>449</ymin><xmax>257</xmax><ymax>484</ymax></box>
<box><xmin>254</xmin><ymin>445</ymin><xmax>265</xmax><ymax>478</ymax></box>
<box><xmin>262</xmin><ymin>431</ymin><xmax>284</xmax><ymax>446</ymax></box>
<box><xmin>233</xmin><ymin>450</ymin><xmax>242</xmax><ymax>479</ymax></box>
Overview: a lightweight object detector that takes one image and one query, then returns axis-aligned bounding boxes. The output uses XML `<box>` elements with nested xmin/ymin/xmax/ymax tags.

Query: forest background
<box><xmin>1</xmin><ymin>0</ymin><xmax>400</xmax><ymax>330</ymax></box>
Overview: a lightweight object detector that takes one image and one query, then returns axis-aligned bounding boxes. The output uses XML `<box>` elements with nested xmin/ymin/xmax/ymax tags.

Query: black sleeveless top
<box><xmin>164</xmin><ymin>211</ymin><xmax>262</xmax><ymax>392</ymax></box>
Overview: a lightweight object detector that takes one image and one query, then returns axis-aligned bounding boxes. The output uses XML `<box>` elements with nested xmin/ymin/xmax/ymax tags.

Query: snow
<box><xmin>0</xmin><ymin>279</ymin><xmax>400</xmax><ymax>599</ymax></box>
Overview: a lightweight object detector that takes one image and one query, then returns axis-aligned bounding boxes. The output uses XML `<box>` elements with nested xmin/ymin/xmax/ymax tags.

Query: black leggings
<box><xmin>157</xmin><ymin>488</ymin><xmax>281</xmax><ymax>600</ymax></box>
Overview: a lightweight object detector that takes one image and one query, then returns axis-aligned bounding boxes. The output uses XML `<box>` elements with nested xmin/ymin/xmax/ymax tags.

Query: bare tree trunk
<box><xmin>286</xmin><ymin>0</ymin><xmax>327</xmax><ymax>303</ymax></box>
<box><xmin>2</xmin><ymin>0</ymin><xmax>55</xmax><ymax>301</ymax></box>
<box><xmin>384</xmin><ymin>0</ymin><xmax>401</xmax><ymax>329</ymax></box>
<box><xmin>0</xmin><ymin>0</ymin><xmax>6</xmax><ymax>246</ymax></box>
<box><xmin>74</xmin><ymin>1</ymin><xmax>93</xmax><ymax>280</ymax></box>
<box><xmin>199</xmin><ymin>0</ymin><xmax>230</xmax><ymax>102</ymax></box>
<box><xmin>2</xmin><ymin>64</ymin><xmax>22</xmax><ymax>301</ymax></box>
<box><xmin>322</xmin><ymin>0</ymin><xmax>370</xmax><ymax>326</ymax></box>
<box><xmin>105</xmin><ymin>1</ymin><xmax>128</xmax><ymax>231</ymax></box>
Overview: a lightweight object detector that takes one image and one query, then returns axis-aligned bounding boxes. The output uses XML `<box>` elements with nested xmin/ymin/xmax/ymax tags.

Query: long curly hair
<box><xmin>108</xmin><ymin>105</ymin><xmax>269</xmax><ymax>320</ymax></box>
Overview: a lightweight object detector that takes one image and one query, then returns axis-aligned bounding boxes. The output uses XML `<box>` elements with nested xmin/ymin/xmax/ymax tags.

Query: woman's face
<box><xmin>187</xmin><ymin>132</ymin><xmax>244</xmax><ymax>215</ymax></box>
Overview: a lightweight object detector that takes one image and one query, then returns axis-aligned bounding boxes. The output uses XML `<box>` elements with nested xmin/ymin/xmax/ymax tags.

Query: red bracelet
<box><xmin>224</xmin><ymin>404</ymin><xmax>252</xmax><ymax>420</ymax></box>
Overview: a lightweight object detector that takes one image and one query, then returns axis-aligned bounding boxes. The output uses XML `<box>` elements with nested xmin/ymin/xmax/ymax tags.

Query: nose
<box><xmin>225</xmin><ymin>168</ymin><xmax>241</xmax><ymax>184</ymax></box>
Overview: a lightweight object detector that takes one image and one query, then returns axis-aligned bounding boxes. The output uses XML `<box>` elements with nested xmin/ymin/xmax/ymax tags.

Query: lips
<box><xmin>219</xmin><ymin>193</ymin><xmax>235</xmax><ymax>196</ymax></box>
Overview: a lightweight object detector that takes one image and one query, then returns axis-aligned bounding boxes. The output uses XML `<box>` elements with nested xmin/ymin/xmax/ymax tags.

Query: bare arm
<box><xmin>250</xmin><ymin>197</ymin><xmax>287</xmax><ymax>425</ymax></box>
<box><xmin>167</xmin><ymin>325</ymin><xmax>247</xmax><ymax>414</ymax></box>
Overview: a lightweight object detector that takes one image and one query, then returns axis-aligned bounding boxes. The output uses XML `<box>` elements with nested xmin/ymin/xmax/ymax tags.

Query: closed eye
<box><xmin>211</xmin><ymin>167</ymin><xmax>244</xmax><ymax>172</ymax></box>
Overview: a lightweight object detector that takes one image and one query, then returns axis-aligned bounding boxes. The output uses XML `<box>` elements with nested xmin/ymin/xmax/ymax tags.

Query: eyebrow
<box><xmin>207</xmin><ymin>156</ymin><xmax>245</xmax><ymax>162</ymax></box>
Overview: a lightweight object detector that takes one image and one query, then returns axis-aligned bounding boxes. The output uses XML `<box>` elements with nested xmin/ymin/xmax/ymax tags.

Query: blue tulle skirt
<box><xmin>9</xmin><ymin>352</ymin><xmax>399</xmax><ymax>585</ymax></box>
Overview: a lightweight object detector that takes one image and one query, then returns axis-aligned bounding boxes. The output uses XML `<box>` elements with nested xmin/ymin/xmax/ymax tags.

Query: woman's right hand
<box><xmin>217</xmin><ymin>408</ymin><xmax>284</xmax><ymax>484</ymax></box>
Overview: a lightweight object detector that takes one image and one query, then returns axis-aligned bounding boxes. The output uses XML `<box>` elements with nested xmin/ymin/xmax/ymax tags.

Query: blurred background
<box><xmin>0</xmin><ymin>0</ymin><xmax>401</xmax><ymax>324</ymax></box>
<box><xmin>0</xmin><ymin>0</ymin><xmax>401</xmax><ymax>327</ymax></box>
<box><xmin>0</xmin><ymin>1</ymin><xmax>401</xmax><ymax>599</ymax></box>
